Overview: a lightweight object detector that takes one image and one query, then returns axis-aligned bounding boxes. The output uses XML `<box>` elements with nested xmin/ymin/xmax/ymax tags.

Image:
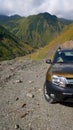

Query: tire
<box><xmin>43</xmin><ymin>83</ymin><xmax>56</xmax><ymax>104</ymax></box>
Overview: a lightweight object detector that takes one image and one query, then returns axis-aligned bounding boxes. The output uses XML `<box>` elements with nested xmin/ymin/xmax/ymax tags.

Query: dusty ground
<box><xmin>0</xmin><ymin>58</ymin><xmax>73</xmax><ymax>130</ymax></box>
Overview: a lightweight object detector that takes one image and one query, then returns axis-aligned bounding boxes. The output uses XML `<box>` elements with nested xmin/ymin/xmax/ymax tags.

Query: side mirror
<box><xmin>46</xmin><ymin>59</ymin><xmax>52</xmax><ymax>64</ymax></box>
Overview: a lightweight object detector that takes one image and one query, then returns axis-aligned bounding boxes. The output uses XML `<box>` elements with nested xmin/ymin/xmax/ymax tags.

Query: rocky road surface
<box><xmin>0</xmin><ymin>58</ymin><xmax>73</xmax><ymax>130</ymax></box>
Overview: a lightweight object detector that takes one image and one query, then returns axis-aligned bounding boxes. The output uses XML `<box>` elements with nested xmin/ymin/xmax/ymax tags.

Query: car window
<box><xmin>53</xmin><ymin>50</ymin><xmax>73</xmax><ymax>63</ymax></box>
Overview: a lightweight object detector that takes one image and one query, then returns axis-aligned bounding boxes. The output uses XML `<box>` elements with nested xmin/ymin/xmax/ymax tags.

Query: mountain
<box><xmin>0</xmin><ymin>12</ymin><xmax>72</xmax><ymax>48</ymax></box>
<box><xmin>0</xmin><ymin>25</ymin><xmax>33</xmax><ymax>61</ymax></box>
<box><xmin>29</xmin><ymin>23</ymin><xmax>73</xmax><ymax>60</ymax></box>
<box><xmin>0</xmin><ymin>14</ymin><xmax>22</xmax><ymax>24</ymax></box>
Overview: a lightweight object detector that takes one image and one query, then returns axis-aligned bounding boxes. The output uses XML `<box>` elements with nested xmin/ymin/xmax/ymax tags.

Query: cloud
<box><xmin>47</xmin><ymin>0</ymin><xmax>73</xmax><ymax>19</ymax></box>
<box><xmin>0</xmin><ymin>0</ymin><xmax>73</xmax><ymax>19</ymax></box>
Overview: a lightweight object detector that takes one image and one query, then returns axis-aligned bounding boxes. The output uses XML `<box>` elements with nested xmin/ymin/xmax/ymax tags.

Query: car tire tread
<box><xmin>44</xmin><ymin>83</ymin><xmax>56</xmax><ymax>104</ymax></box>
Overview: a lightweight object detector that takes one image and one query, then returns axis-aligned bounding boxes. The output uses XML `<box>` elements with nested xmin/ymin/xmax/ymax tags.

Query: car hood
<box><xmin>51</xmin><ymin>63</ymin><xmax>73</xmax><ymax>78</ymax></box>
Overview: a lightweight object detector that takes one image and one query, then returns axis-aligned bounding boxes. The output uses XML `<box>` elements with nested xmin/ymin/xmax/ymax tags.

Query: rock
<box><xmin>27</xmin><ymin>93</ymin><xmax>34</xmax><ymax>98</ymax></box>
<box><xmin>20</xmin><ymin>111</ymin><xmax>29</xmax><ymax>118</ymax></box>
<box><xmin>16</xmin><ymin>80</ymin><xmax>22</xmax><ymax>83</ymax></box>
<box><xmin>10</xmin><ymin>67</ymin><xmax>15</xmax><ymax>71</ymax></box>
<box><xmin>28</xmin><ymin>124</ymin><xmax>33</xmax><ymax>130</ymax></box>
<box><xmin>5</xmin><ymin>75</ymin><xmax>12</xmax><ymax>81</ymax></box>
<box><xmin>15</xmin><ymin>124</ymin><xmax>20</xmax><ymax>129</ymax></box>
<box><xmin>28</xmin><ymin>80</ymin><xmax>34</xmax><ymax>84</ymax></box>
<box><xmin>38</xmin><ymin>89</ymin><xmax>42</xmax><ymax>92</ymax></box>
<box><xmin>15</xmin><ymin>97</ymin><xmax>19</xmax><ymax>101</ymax></box>
<box><xmin>21</xmin><ymin>103</ymin><xmax>26</xmax><ymax>108</ymax></box>
<box><xmin>37</xmin><ymin>102</ymin><xmax>40</xmax><ymax>106</ymax></box>
<box><xmin>32</xmin><ymin>95</ymin><xmax>34</xmax><ymax>98</ymax></box>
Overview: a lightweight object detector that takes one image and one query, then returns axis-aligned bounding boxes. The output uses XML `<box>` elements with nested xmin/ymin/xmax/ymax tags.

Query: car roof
<box><xmin>57</xmin><ymin>48</ymin><xmax>73</xmax><ymax>52</ymax></box>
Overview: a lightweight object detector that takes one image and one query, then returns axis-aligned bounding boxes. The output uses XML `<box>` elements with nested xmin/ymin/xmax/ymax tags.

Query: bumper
<box><xmin>45</xmin><ymin>80</ymin><xmax>73</xmax><ymax>102</ymax></box>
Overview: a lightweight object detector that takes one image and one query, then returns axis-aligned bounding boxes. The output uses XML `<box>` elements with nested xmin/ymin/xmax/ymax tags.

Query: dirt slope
<box><xmin>0</xmin><ymin>58</ymin><xmax>73</xmax><ymax>130</ymax></box>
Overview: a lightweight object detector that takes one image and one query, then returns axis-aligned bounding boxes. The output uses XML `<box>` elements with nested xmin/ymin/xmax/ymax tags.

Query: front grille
<box><xmin>66</xmin><ymin>78</ymin><xmax>73</xmax><ymax>88</ymax></box>
<box><xmin>66</xmin><ymin>84</ymin><xmax>73</xmax><ymax>88</ymax></box>
<box><xmin>67</xmin><ymin>78</ymin><xmax>73</xmax><ymax>84</ymax></box>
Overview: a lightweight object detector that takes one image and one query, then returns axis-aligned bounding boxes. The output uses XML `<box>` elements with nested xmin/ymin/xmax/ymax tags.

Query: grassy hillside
<box><xmin>0</xmin><ymin>15</ymin><xmax>22</xmax><ymax>24</ymax></box>
<box><xmin>29</xmin><ymin>23</ymin><xmax>73</xmax><ymax>60</ymax></box>
<box><xmin>0</xmin><ymin>25</ymin><xmax>33</xmax><ymax>61</ymax></box>
<box><xmin>1</xmin><ymin>13</ymin><xmax>72</xmax><ymax>48</ymax></box>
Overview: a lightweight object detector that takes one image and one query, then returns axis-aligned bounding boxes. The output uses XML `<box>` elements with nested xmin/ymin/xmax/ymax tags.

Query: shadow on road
<box><xmin>60</xmin><ymin>102</ymin><xmax>73</xmax><ymax>107</ymax></box>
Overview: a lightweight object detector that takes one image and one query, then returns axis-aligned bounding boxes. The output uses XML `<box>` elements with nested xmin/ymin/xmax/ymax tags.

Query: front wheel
<box><xmin>43</xmin><ymin>83</ymin><xmax>56</xmax><ymax>104</ymax></box>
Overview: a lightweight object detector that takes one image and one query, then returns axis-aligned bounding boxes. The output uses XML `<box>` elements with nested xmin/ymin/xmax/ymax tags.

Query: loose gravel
<box><xmin>0</xmin><ymin>58</ymin><xmax>73</xmax><ymax>130</ymax></box>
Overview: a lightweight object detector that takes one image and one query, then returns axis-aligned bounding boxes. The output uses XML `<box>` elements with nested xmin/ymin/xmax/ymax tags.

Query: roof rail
<box><xmin>57</xmin><ymin>46</ymin><xmax>61</xmax><ymax>52</ymax></box>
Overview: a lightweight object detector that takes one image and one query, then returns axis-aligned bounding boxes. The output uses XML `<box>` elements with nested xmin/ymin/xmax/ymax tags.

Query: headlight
<box><xmin>51</xmin><ymin>75</ymin><xmax>68</xmax><ymax>87</ymax></box>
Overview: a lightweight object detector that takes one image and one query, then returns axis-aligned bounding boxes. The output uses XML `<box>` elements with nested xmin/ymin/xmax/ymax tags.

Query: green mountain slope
<box><xmin>0</xmin><ymin>25</ymin><xmax>33</xmax><ymax>61</ymax></box>
<box><xmin>0</xmin><ymin>12</ymin><xmax>72</xmax><ymax>48</ymax></box>
<box><xmin>0</xmin><ymin>14</ymin><xmax>22</xmax><ymax>24</ymax></box>
<box><xmin>29</xmin><ymin>23</ymin><xmax>73</xmax><ymax>60</ymax></box>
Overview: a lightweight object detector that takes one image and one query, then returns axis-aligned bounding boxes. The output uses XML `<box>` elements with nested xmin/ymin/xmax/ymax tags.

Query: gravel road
<box><xmin>0</xmin><ymin>58</ymin><xmax>73</xmax><ymax>130</ymax></box>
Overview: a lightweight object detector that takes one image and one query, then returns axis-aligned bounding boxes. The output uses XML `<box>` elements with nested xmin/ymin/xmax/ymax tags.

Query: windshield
<box><xmin>53</xmin><ymin>50</ymin><xmax>73</xmax><ymax>63</ymax></box>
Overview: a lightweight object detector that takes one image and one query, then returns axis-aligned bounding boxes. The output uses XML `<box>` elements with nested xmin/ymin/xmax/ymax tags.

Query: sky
<box><xmin>0</xmin><ymin>0</ymin><xmax>73</xmax><ymax>19</ymax></box>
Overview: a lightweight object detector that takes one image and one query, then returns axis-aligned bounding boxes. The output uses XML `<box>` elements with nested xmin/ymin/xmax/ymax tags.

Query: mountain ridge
<box><xmin>0</xmin><ymin>12</ymin><xmax>73</xmax><ymax>61</ymax></box>
<box><xmin>0</xmin><ymin>12</ymin><xmax>72</xmax><ymax>48</ymax></box>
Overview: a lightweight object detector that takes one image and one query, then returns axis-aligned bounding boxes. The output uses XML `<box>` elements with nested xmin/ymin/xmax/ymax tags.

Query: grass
<box><xmin>28</xmin><ymin>23</ymin><xmax>73</xmax><ymax>60</ymax></box>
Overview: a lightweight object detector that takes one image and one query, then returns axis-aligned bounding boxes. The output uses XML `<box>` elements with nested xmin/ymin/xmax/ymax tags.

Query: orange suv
<box><xmin>44</xmin><ymin>48</ymin><xmax>73</xmax><ymax>103</ymax></box>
